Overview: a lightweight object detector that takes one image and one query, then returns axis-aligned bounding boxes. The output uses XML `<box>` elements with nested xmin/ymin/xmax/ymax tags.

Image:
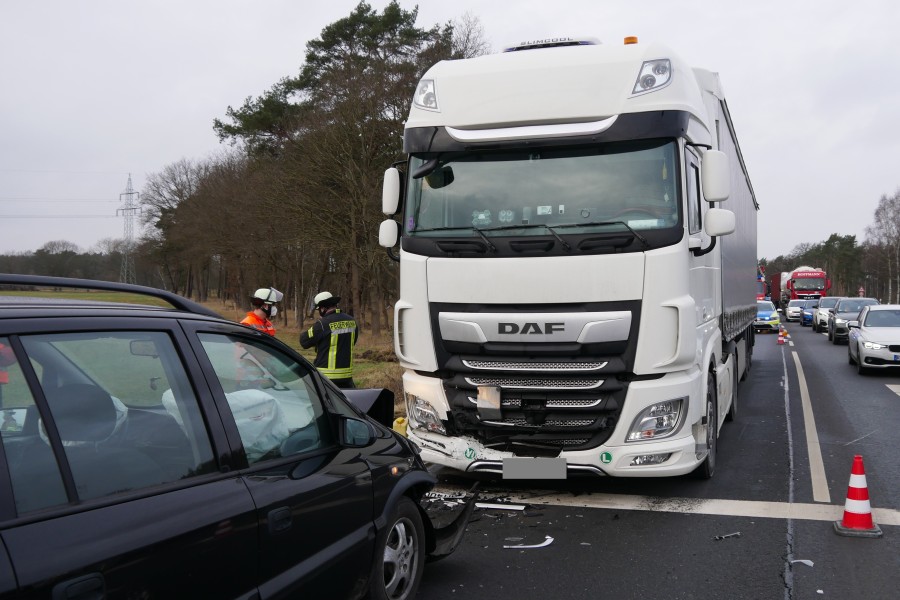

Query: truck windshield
<box><xmin>793</xmin><ymin>278</ymin><xmax>825</xmax><ymax>291</ymax></box>
<box><xmin>404</xmin><ymin>140</ymin><xmax>680</xmax><ymax>238</ymax></box>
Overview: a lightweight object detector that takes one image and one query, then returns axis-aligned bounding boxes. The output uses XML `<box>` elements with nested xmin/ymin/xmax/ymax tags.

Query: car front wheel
<box><xmin>369</xmin><ymin>496</ymin><xmax>425</xmax><ymax>600</ymax></box>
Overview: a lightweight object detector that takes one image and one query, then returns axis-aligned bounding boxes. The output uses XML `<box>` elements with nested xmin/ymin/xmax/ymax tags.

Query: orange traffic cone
<box><xmin>777</xmin><ymin>329</ymin><xmax>785</xmax><ymax>345</ymax></box>
<box><xmin>834</xmin><ymin>455</ymin><xmax>883</xmax><ymax>537</ymax></box>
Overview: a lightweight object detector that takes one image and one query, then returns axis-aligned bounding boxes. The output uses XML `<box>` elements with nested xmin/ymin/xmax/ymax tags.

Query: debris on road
<box><xmin>503</xmin><ymin>535</ymin><xmax>554</xmax><ymax>549</ymax></box>
<box><xmin>713</xmin><ymin>531</ymin><xmax>741</xmax><ymax>540</ymax></box>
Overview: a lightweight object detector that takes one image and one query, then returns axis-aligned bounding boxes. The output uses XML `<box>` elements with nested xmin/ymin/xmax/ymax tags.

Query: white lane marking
<box><xmin>887</xmin><ymin>384</ymin><xmax>900</xmax><ymax>396</ymax></box>
<box><xmin>791</xmin><ymin>351</ymin><xmax>831</xmax><ymax>503</ymax></box>
<box><xmin>434</xmin><ymin>485</ymin><xmax>900</xmax><ymax>526</ymax></box>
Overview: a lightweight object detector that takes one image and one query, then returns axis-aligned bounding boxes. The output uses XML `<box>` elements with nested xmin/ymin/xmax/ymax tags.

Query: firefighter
<box><xmin>240</xmin><ymin>287</ymin><xmax>283</xmax><ymax>336</ymax></box>
<box><xmin>300</xmin><ymin>291</ymin><xmax>359</xmax><ymax>388</ymax></box>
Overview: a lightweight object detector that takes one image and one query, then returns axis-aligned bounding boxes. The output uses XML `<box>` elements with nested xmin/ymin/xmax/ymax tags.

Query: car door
<box><xmin>186</xmin><ymin>325</ymin><xmax>375</xmax><ymax>599</ymax></box>
<box><xmin>0</xmin><ymin>324</ymin><xmax>259</xmax><ymax>600</ymax></box>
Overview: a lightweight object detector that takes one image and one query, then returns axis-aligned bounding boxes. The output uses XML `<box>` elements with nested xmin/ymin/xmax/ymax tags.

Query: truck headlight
<box><xmin>626</xmin><ymin>399</ymin><xmax>684</xmax><ymax>441</ymax></box>
<box><xmin>632</xmin><ymin>59</ymin><xmax>672</xmax><ymax>95</ymax></box>
<box><xmin>406</xmin><ymin>394</ymin><xmax>447</xmax><ymax>435</ymax></box>
<box><xmin>413</xmin><ymin>79</ymin><xmax>439</xmax><ymax>111</ymax></box>
<box><xmin>863</xmin><ymin>342</ymin><xmax>885</xmax><ymax>350</ymax></box>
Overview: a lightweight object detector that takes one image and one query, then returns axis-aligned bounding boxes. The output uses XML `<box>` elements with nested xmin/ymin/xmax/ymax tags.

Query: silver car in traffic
<box><xmin>848</xmin><ymin>305</ymin><xmax>900</xmax><ymax>374</ymax></box>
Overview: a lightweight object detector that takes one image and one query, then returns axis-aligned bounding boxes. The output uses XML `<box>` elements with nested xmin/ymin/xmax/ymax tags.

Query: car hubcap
<box><xmin>384</xmin><ymin>518</ymin><xmax>418</xmax><ymax>599</ymax></box>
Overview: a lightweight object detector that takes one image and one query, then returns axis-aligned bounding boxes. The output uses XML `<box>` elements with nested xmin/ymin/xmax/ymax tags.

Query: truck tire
<box><xmin>726</xmin><ymin>355</ymin><xmax>738</xmax><ymax>422</ymax></box>
<box><xmin>693</xmin><ymin>371</ymin><xmax>717</xmax><ymax>479</ymax></box>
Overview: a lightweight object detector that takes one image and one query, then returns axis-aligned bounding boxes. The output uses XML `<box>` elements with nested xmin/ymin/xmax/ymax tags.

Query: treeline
<box><xmin>0</xmin><ymin>2</ymin><xmax>486</xmax><ymax>334</ymax></box>
<box><xmin>761</xmin><ymin>189</ymin><xmax>900</xmax><ymax>302</ymax></box>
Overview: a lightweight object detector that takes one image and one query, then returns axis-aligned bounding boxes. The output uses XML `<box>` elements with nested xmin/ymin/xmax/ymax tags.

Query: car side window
<box><xmin>0</xmin><ymin>337</ymin><xmax>68</xmax><ymax>513</ymax></box>
<box><xmin>198</xmin><ymin>333</ymin><xmax>333</xmax><ymax>465</ymax></box>
<box><xmin>5</xmin><ymin>332</ymin><xmax>216</xmax><ymax>512</ymax></box>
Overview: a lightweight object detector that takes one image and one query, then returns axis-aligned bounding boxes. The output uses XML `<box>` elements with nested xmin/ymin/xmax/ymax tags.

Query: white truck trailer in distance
<box><xmin>379</xmin><ymin>36</ymin><xmax>758</xmax><ymax>478</ymax></box>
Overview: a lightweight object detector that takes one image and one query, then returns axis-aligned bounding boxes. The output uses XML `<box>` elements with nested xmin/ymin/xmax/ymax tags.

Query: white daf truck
<box><xmin>379</xmin><ymin>36</ymin><xmax>758</xmax><ymax>478</ymax></box>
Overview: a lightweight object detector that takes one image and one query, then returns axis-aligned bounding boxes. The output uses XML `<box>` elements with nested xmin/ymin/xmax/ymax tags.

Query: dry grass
<box><xmin>211</xmin><ymin>302</ymin><xmax>405</xmax><ymax>414</ymax></box>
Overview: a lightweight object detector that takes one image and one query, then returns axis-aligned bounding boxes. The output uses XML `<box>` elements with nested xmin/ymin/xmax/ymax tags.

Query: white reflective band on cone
<box><xmin>849</xmin><ymin>474</ymin><xmax>868</xmax><ymax>487</ymax></box>
<box><xmin>843</xmin><ymin>499</ymin><xmax>872</xmax><ymax>514</ymax></box>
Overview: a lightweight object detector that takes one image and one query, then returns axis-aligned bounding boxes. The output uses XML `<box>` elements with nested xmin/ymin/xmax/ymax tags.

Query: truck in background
<box><xmin>379</xmin><ymin>35</ymin><xmax>758</xmax><ymax>479</ymax></box>
<box><xmin>785</xmin><ymin>266</ymin><xmax>830</xmax><ymax>301</ymax></box>
<box><xmin>768</xmin><ymin>272</ymin><xmax>784</xmax><ymax>309</ymax></box>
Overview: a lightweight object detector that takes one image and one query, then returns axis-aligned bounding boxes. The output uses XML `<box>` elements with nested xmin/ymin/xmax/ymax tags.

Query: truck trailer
<box><xmin>379</xmin><ymin>36</ymin><xmax>759</xmax><ymax>478</ymax></box>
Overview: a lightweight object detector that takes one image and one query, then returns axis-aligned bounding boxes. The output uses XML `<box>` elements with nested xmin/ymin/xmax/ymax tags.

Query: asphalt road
<box><xmin>417</xmin><ymin>321</ymin><xmax>900</xmax><ymax>599</ymax></box>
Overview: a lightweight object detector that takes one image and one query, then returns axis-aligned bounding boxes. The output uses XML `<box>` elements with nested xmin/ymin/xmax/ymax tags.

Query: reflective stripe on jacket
<box><xmin>299</xmin><ymin>310</ymin><xmax>359</xmax><ymax>380</ymax></box>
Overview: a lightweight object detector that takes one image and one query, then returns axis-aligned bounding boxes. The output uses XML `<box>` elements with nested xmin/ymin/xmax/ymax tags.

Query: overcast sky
<box><xmin>2</xmin><ymin>0</ymin><xmax>898</xmax><ymax>259</ymax></box>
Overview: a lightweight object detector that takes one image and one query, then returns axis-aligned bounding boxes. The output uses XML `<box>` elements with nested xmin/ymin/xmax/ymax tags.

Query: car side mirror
<box><xmin>340</xmin><ymin>416</ymin><xmax>376</xmax><ymax>448</ymax></box>
<box><xmin>848</xmin><ymin>321</ymin><xmax>859</xmax><ymax>329</ymax></box>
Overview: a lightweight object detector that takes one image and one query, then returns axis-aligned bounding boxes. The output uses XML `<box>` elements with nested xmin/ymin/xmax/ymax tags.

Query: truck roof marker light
<box><xmin>631</xmin><ymin>59</ymin><xmax>672</xmax><ymax>96</ymax></box>
<box><xmin>413</xmin><ymin>79</ymin><xmax>439</xmax><ymax>112</ymax></box>
<box><xmin>624</xmin><ymin>36</ymin><xmax>638</xmax><ymax>45</ymax></box>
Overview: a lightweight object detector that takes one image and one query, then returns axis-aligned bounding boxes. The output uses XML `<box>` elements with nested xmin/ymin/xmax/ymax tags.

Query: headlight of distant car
<box><xmin>863</xmin><ymin>342</ymin><xmax>886</xmax><ymax>350</ymax></box>
<box><xmin>835</xmin><ymin>318</ymin><xmax>846</xmax><ymax>325</ymax></box>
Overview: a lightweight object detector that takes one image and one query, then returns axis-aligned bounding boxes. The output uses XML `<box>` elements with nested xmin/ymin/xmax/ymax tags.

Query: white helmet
<box><xmin>314</xmin><ymin>291</ymin><xmax>340</xmax><ymax>307</ymax></box>
<box><xmin>252</xmin><ymin>287</ymin><xmax>283</xmax><ymax>303</ymax></box>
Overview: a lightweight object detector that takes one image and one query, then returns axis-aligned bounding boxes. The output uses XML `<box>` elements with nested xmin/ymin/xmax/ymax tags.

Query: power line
<box><xmin>0</xmin><ymin>197</ymin><xmax>119</xmax><ymax>202</ymax></box>
<box><xmin>1</xmin><ymin>214</ymin><xmax>120</xmax><ymax>218</ymax></box>
<box><xmin>0</xmin><ymin>168</ymin><xmax>131</xmax><ymax>175</ymax></box>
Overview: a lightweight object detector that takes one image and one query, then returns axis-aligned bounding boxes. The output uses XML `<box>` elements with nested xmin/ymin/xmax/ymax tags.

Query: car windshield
<box><xmin>788</xmin><ymin>301</ymin><xmax>805</xmax><ymax>308</ymax></box>
<box><xmin>758</xmin><ymin>301</ymin><xmax>775</xmax><ymax>312</ymax></box>
<box><xmin>838</xmin><ymin>299</ymin><xmax>877</xmax><ymax>313</ymax></box>
<box><xmin>864</xmin><ymin>309</ymin><xmax>900</xmax><ymax>327</ymax></box>
<box><xmin>819</xmin><ymin>297</ymin><xmax>840</xmax><ymax>308</ymax></box>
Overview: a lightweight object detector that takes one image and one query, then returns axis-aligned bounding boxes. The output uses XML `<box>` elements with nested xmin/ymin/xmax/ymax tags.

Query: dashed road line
<box><xmin>791</xmin><ymin>351</ymin><xmax>831</xmax><ymax>503</ymax></box>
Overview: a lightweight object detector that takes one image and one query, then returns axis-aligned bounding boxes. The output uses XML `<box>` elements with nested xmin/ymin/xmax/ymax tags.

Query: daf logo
<box><xmin>498</xmin><ymin>322</ymin><xmax>565</xmax><ymax>335</ymax></box>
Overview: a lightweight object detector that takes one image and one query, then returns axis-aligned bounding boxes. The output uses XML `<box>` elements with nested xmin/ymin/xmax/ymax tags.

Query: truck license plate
<box><xmin>502</xmin><ymin>457</ymin><xmax>567</xmax><ymax>479</ymax></box>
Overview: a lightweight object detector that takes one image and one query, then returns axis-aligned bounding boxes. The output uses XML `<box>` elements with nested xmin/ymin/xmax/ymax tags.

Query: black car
<box><xmin>0</xmin><ymin>274</ymin><xmax>472</xmax><ymax>599</ymax></box>
<box><xmin>828</xmin><ymin>297</ymin><xmax>880</xmax><ymax>344</ymax></box>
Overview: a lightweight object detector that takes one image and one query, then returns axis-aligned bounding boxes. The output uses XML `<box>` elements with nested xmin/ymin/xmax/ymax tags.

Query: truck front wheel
<box><xmin>693</xmin><ymin>371</ymin><xmax>718</xmax><ymax>479</ymax></box>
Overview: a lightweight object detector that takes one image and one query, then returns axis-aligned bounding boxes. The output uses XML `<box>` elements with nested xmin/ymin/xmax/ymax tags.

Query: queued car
<box><xmin>0</xmin><ymin>274</ymin><xmax>474</xmax><ymax>599</ymax></box>
<box><xmin>828</xmin><ymin>296</ymin><xmax>880</xmax><ymax>344</ymax></box>
<box><xmin>800</xmin><ymin>299</ymin><xmax>819</xmax><ymax>327</ymax></box>
<box><xmin>754</xmin><ymin>300</ymin><xmax>781</xmax><ymax>333</ymax></box>
<box><xmin>848</xmin><ymin>304</ymin><xmax>900</xmax><ymax>374</ymax></box>
<box><xmin>784</xmin><ymin>299</ymin><xmax>806</xmax><ymax>322</ymax></box>
<box><xmin>813</xmin><ymin>296</ymin><xmax>843</xmax><ymax>333</ymax></box>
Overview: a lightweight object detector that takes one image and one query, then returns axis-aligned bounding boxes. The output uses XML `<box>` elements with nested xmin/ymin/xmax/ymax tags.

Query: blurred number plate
<box><xmin>476</xmin><ymin>385</ymin><xmax>502</xmax><ymax>421</ymax></box>
<box><xmin>503</xmin><ymin>457</ymin><xmax>566</xmax><ymax>479</ymax></box>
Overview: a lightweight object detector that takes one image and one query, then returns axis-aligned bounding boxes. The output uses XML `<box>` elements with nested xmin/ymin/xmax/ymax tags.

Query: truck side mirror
<box><xmin>704</xmin><ymin>208</ymin><xmax>735</xmax><ymax>236</ymax></box>
<box><xmin>379</xmin><ymin>219</ymin><xmax>399</xmax><ymax>248</ymax></box>
<box><xmin>382</xmin><ymin>167</ymin><xmax>402</xmax><ymax>215</ymax></box>
<box><xmin>701</xmin><ymin>150</ymin><xmax>730</xmax><ymax>202</ymax></box>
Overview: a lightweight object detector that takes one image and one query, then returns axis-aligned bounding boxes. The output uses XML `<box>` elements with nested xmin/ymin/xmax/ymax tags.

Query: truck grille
<box><xmin>482</xmin><ymin>417</ymin><xmax>595</xmax><ymax>428</ymax></box>
<box><xmin>465</xmin><ymin>376</ymin><xmax>603</xmax><ymax>389</ymax></box>
<box><xmin>467</xmin><ymin>396</ymin><xmax>605</xmax><ymax>408</ymax></box>
<box><xmin>463</xmin><ymin>359</ymin><xmax>608</xmax><ymax>371</ymax></box>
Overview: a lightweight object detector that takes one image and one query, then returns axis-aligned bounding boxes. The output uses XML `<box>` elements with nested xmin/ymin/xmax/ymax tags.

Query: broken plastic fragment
<box><xmin>791</xmin><ymin>559</ymin><xmax>814</xmax><ymax>568</ymax></box>
<box><xmin>503</xmin><ymin>535</ymin><xmax>554</xmax><ymax>549</ymax></box>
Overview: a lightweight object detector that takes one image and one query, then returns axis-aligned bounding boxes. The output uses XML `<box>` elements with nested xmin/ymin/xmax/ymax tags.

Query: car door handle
<box><xmin>268</xmin><ymin>507</ymin><xmax>292</xmax><ymax>534</ymax></box>
<box><xmin>52</xmin><ymin>573</ymin><xmax>105</xmax><ymax>600</ymax></box>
